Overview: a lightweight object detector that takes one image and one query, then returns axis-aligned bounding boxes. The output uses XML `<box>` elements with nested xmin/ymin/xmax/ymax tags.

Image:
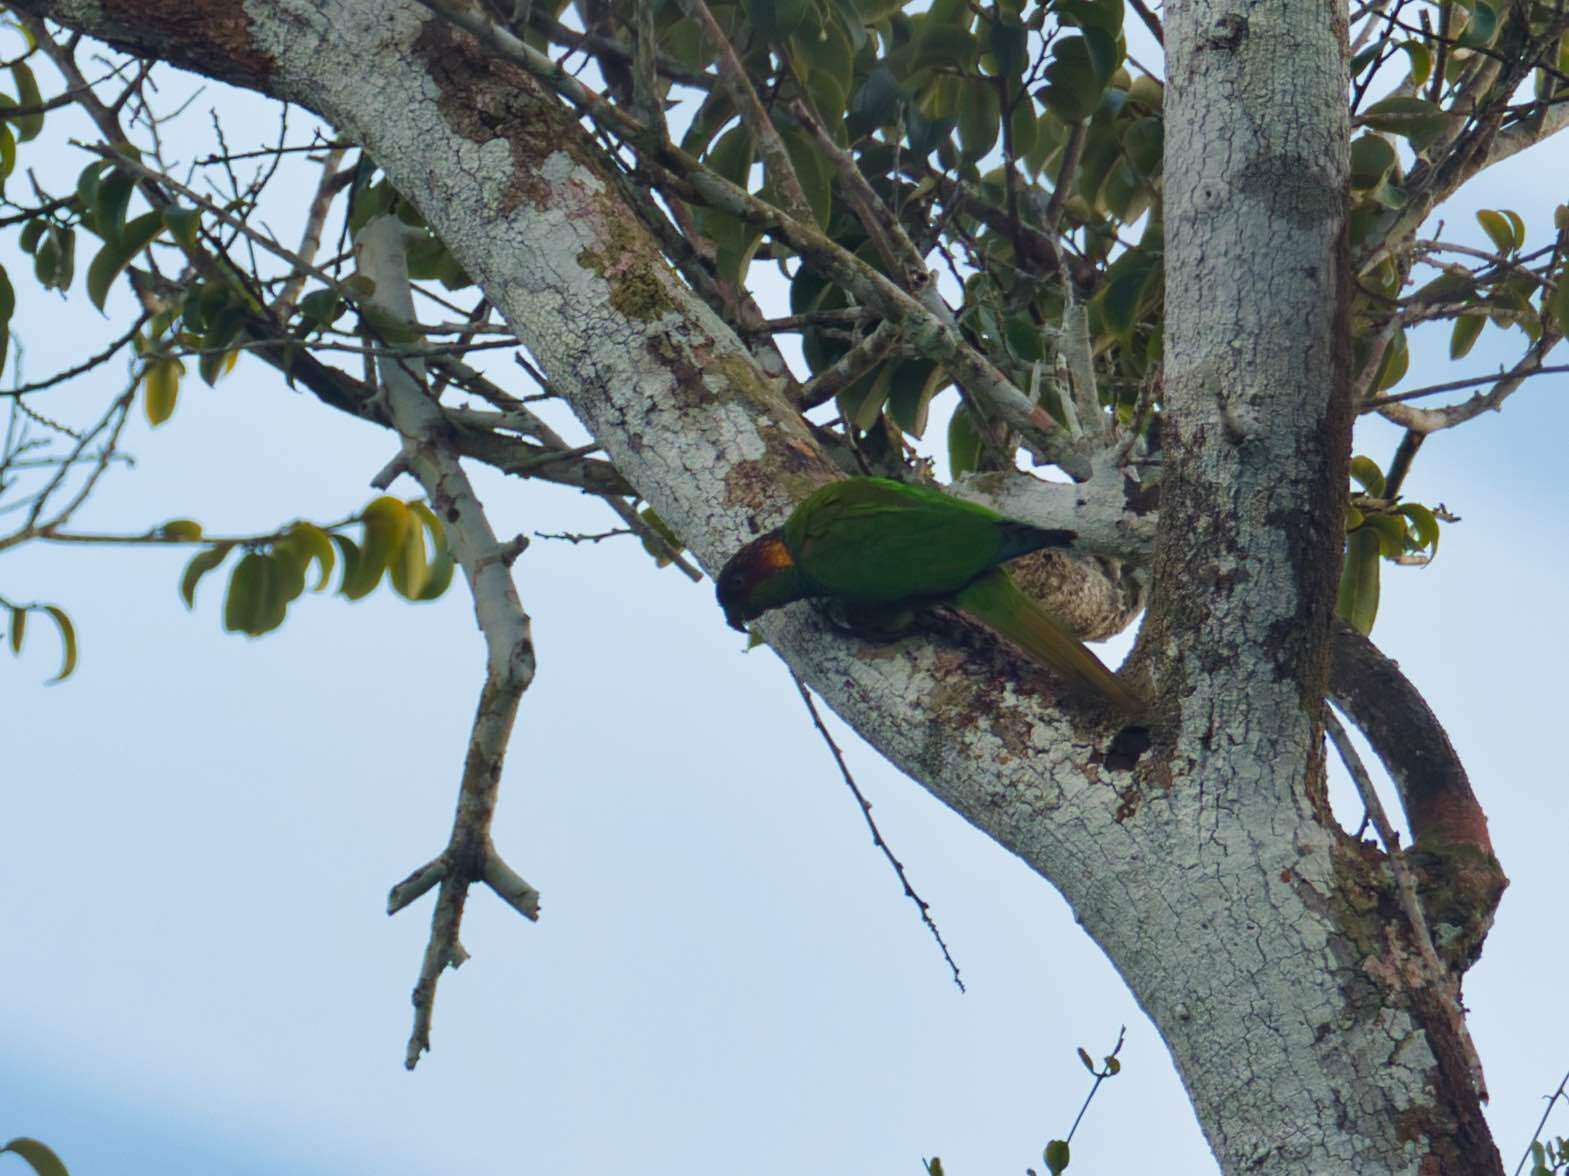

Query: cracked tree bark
<box><xmin>12</xmin><ymin>0</ymin><xmax>1506</xmax><ymax>1169</ymax></box>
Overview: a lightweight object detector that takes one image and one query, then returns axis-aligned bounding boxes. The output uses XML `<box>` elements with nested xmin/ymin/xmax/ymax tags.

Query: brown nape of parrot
<box><xmin>716</xmin><ymin>477</ymin><xmax>1142</xmax><ymax>713</ymax></box>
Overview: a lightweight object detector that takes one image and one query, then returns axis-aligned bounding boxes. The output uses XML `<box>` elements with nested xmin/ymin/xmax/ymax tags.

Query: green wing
<box><xmin>782</xmin><ymin>479</ymin><xmax>1008</xmax><ymax>604</ymax></box>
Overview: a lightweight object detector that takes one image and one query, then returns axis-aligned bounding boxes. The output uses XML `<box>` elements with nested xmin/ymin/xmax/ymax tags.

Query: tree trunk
<box><xmin>11</xmin><ymin>0</ymin><xmax>1503</xmax><ymax>1169</ymax></box>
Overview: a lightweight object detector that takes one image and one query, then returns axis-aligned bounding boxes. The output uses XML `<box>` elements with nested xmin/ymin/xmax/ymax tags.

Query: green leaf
<box><xmin>2</xmin><ymin>1137</ymin><xmax>71</xmax><ymax>1176</ymax></box>
<box><xmin>268</xmin><ymin>536</ymin><xmax>310</xmax><ymax>604</ymax></box>
<box><xmin>958</xmin><ymin>77</ymin><xmax>1002</xmax><ymax>160</ymax></box>
<box><xmin>1361</xmin><ymin>96</ymin><xmax>1456</xmax><ymax>151</ymax></box>
<box><xmin>909</xmin><ymin>22</ymin><xmax>979</xmax><ymax>75</ymax></box>
<box><xmin>848</xmin><ymin>65</ymin><xmax>902</xmax><ymax>134</ymax></box>
<box><xmin>0</xmin><ymin>122</ymin><xmax>16</xmax><ymax>192</ymax></box>
<box><xmin>1094</xmin><ymin>247</ymin><xmax>1160</xmax><ymax>340</ymax></box>
<box><xmin>1037</xmin><ymin>36</ymin><xmax>1104</xmax><ymax>121</ymax></box>
<box><xmin>1121</xmin><ymin>115</ymin><xmax>1162</xmax><ymax>179</ymax></box>
<box><xmin>91</xmin><ymin>167</ymin><xmax>136</xmax><ymax>242</ymax></box>
<box><xmin>287</xmin><ymin>522</ymin><xmax>337</xmax><ymax>590</ymax></box>
<box><xmin>1044</xmin><ymin>1138</ymin><xmax>1071</xmax><ymax>1174</ymax></box>
<box><xmin>789</xmin><ymin>18</ymin><xmax>855</xmax><ymax>90</ymax></box>
<box><xmin>947</xmin><ymin>401</ymin><xmax>986</xmax><ymax>476</ymax></box>
<box><xmin>409</xmin><ymin>501</ymin><xmax>456</xmax><ymax>599</ymax></box>
<box><xmin>1549</xmin><ymin>269</ymin><xmax>1569</xmax><ymax>331</ymax></box>
<box><xmin>9</xmin><ymin>62</ymin><xmax>43</xmax><ymax>141</ymax></box>
<box><xmin>8</xmin><ymin>605</ymin><xmax>24</xmax><ymax>654</ymax></box>
<box><xmin>87</xmin><ymin>210</ymin><xmax>164</xmax><ymax>312</ymax></box>
<box><xmin>1007</xmin><ymin>96</ymin><xmax>1039</xmax><ymax>161</ymax></box>
<box><xmin>1397</xmin><ymin>502</ymin><xmax>1440</xmax><ymax>556</ymax></box>
<box><xmin>1371</xmin><ymin>327</ymin><xmax>1408</xmax><ymax>391</ymax></box>
<box><xmin>1349</xmin><ymin>134</ymin><xmax>1396</xmax><ymax>190</ymax></box>
<box><xmin>1366</xmin><ymin>512</ymin><xmax>1409</xmax><ymax>558</ymax></box>
<box><xmin>389</xmin><ymin>502</ymin><xmax>430</xmax><ymax>600</ymax></box>
<box><xmin>1348</xmin><ymin>455</ymin><xmax>1386</xmax><ymax>496</ymax></box>
<box><xmin>1450</xmin><ymin>312</ymin><xmax>1485</xmax><ymax>359</ymax></box>
<box><xmin>142</xmin><ymin>356</ymin><xmax>183</xmax><ymax>426</ymax></box>
<box><xmin>18</xmin><ymin>216</ymin><xmax>45</xmax><ymax>254</ymax></box>
<box><xmin>0</xmin><ymin>262</ymin><xmax>13</xmax><ymax>375</ymax></box>
<box><xmin>837</xmin><ymin>365</ymin><xmax>892</xmax><ymax>433</ymax></box>
<box><xmin>1337</xmin><ymin>527</ymin><xmax>1382</xmax><ymax>635</ymax></box>
<box><xmin>224</xmin><ymin>551</ymin><xmax>270</xmax><ymax>633</ymax></box>
<box><xmin>747</xmin><ymin>0</ymin><xmax>813</xmax><ymax>43</ymax></box>
<box><xmin>160</xmin><ymin>518</ymin><xmax>203</xmax><ymax>541</ymax></box>
<box><xmin>1457</xmin><ymin>0</ymin><xmax>1499</xmax><ymax>49</ymax></box>
<box><xmin>985</xmin><ymin>14</ymin><xmax>1029</xmax><ymax>82</ymax></box>
<box><xmin>1401</xmin><ymin>39</ymin><xmax>1432</xmax><ymax>88</ymax></box>
<box><xmin>161</xmin><ymin>205</ymin><xmax>200</xmax><ymax>249</ymax></box>
<box><xmin>42</xmin><ymin>605</ymin><xmax>76</xmax><ymax>682</ymax></box>
<box><xmin>1475</xmin><ymin>209</ymin><xmax>1517</xmax><ymax>254</ymax></box>
<box><xmin>886</xmin><ymin>359</ymin><xmax>945</xmax><ymax>437</ymax></box>
<box><xmin>332</xmin><ymin>533</ymin><xmax>376</xmax><ymax>600</ymax></box>
<box><xmin>180</xmin><ymin>543</ymin><xmax>233</xmax><ymax>608</ymax></box>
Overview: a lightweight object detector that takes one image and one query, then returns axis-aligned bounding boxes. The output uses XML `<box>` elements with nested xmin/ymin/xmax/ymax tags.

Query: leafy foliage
<box><xmin>177</xmin><ymin>498</ymin><xmax>457</xmax><ymax>639</ymax></box>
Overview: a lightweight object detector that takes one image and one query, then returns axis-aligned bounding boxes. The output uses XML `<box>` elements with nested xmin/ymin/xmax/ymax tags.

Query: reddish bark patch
<box><xmin>89</xmin><ymin>0</ymin><xmax>275</xmax><ymax>91</ymax></box>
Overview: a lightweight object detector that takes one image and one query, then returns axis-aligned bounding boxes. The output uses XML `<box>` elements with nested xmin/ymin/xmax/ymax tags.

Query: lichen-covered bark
<box><xmin>1133</xmin><ymin>3</ymin><xmax>1499</xmax><ymax>1171</ymax></box>
<box><xmin>9</xmin><ymin>0</ymin><xmax>1500</xmax><ymax>1169</ymax></box>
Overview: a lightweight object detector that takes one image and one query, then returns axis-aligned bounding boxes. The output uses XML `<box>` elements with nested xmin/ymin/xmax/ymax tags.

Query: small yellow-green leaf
<box><xmin>0</xmin><ymin>262</ymin><xmax>13</xmax><ymax>373</ymax></box>
<box><xmin>1367</xmin><ymin>512</ymin><xmax>1409</xmax><ymax>558</ymax></box>
<box><xmin>1349</xmin><ymin>455</ymin><xmax>1386</xmax><ymax>496</ymax></box>
<box><xmin>8</xmin><ymin>605</ymin><xmax>24</xmax><ymax>654</ymax></box>
<box><xmin>410</xmin><ymin>501</ymin><xmax>456</xmax><ymax>601</ymax></box>
<box><xmin>287</xmin><ymin>522</ymin><xmax>336</xmax><ymax>590</ymax></box>
<box><xmin>1345</xmin><ymin>505</ymin><xmax>1365</xmax><ymax>531</ymax></box>
<box><xmin>1548</xmin><ymin>269</ymin><xmax>1569</xmax><ymax>331</ymax></box>
<box><xmin>1338</xmin><ymin>527</ymin><xmax>1382</xmax><ymax>635</ymax></box>
<box><xmin>1475</xmin><ymin>209</ymin><xmax>1516</xmax><ymax>254</ymax></box>
<box><xmin>161</xmin><ymin>205</ymin><xmax>200</xmax><ymax>249</ymax></box>
<box><xmin>1401</xmin><ymin>39</ymin><xmax>1432</xmax><ymax>87</ymax></box>
<box><xmin>42</xmin><ymin>605</ymin><xmax>75</xmax><ymax>682</ymax></box>
<box><xmin>388</xmin><ymin>505</ymin><xmax>430</xmax><ymax>600</ymax></box>
<box><xmin>142</xmin><ymin>356</ymin><xmax>183</xmax><ymax>426</ymax></box>
<box><xmin>2</xmin><ymin>1137</ymin><xmax>71</xmax><ymax>1176</ymax></box>
<box><xmin>224</xmin><ymin>551</ymin><xmax>271</xmax><ymax>634</ymax></box>
<box><xmin>1361</xmin><ymin>96</ymin><xmax>1455</xmax><ymax>151</ymax></box>
<box><xmin>1076</xmin><ymin>1046</ymin><xmax>1095</xmax><ymax>1072</ymax></box>
<box><xmin>1450</xmin><ymin>312</ymin><xmax>1485</xmax><ymax>359</ymax></box>
<box><xmin>360</xmin><ymin>496</ymin><xmax>412</xmax><ymax>587</ymax></box>
<box><xmin>330</xmin><ymin>533</ymin><xmax>368</xmax><ymax>597</ymax></box>
<box><xmin>9</xmin><ymin>62</ymin><xmax>43</xmax><ymax>140</ymax></box>
<box><xmin>1044</xmin><ymin>1138</ymin><xmax>1071</xmax><ymax>1174</ymax></box>
<box><xmin>948</xmin><ymin>402</ymin><xmax>986</xmax><ymax>477</ymax></box>
<box><xmin>1372</xmin><ymin>328</ymin><xmax>1408</xmax><ymax>391</ymax></box>
<box><xmin>180</xmin><ymin>543</ymin><xmax>232</xmax><ymax>608</ymax></box>
<box><xmin>1397</xmin><ymin>502</ymin><xmax>1440</xmax><ymax>555</ymax></box>
<box><xmin>160</xmin><ymin>518</ymin><xmax>203</xmax><ymax>541</ymax></box>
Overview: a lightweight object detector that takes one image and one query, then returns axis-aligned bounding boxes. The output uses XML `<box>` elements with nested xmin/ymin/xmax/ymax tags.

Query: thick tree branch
<box><xmin>357</xmin><ymin>215</ymin><xmax>539</xmax><ymax>1068</ymax></box>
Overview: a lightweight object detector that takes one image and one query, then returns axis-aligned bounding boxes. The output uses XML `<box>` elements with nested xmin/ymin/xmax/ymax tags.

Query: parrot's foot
<box><xmin>812</xmin><ymin>598</ymin><xmax>920</xmax><ymax>643</ymax></box>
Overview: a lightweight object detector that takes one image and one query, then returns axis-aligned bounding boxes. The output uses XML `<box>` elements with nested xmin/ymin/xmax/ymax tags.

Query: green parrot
<box><xmin>716</xmin><ymin>477</ymin><xmax>1141</xmax><ymax>712</ymax></box>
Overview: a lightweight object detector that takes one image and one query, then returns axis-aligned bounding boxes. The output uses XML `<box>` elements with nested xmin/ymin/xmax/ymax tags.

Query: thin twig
<box><xmin>1324</xmin><ymin>708</ymin><xmax>1488</xmax><ymax>1102</ymax></box>
<box><xmin>791</xmin><ymin>673</ymin><xmax>964</xmax><ymax>992</ymax></box>
<box><xmin>1513</xmin><ymin>1069</ymin><xmax>1569</xmax><ymax>1176</ymax></box>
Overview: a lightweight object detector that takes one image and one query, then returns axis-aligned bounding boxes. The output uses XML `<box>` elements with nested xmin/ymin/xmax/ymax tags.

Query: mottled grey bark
<box><xmin>12</xmin><ymin>1</ymin><xmax>1501</xmax><ymax>1169</ymax></box>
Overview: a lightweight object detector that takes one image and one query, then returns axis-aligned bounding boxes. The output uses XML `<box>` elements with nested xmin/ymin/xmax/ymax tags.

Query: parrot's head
<box><xmin>716</xmin><ymin>530</ymin><xmax>806</xmax><ymax>631</ymax></box>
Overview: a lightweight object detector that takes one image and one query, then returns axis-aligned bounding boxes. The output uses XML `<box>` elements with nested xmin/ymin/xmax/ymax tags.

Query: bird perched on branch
<box><xmin>716</xmin><ymin>477</ymin><xmax>1141</xmax><ymax>713</ymax></box>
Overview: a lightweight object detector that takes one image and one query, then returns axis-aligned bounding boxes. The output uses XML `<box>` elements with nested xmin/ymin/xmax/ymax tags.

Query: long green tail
<box><xmin>954</xmin><ymin>570</ymin><xmax>1142</xmax><ymax>713</ymax></box>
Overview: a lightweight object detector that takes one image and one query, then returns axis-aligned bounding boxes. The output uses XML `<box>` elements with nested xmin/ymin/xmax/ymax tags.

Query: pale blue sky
<box><xmin>4</xmin><ymin>27</ymin><xmax>1568</xmax><ymax>1176</ymax></box>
